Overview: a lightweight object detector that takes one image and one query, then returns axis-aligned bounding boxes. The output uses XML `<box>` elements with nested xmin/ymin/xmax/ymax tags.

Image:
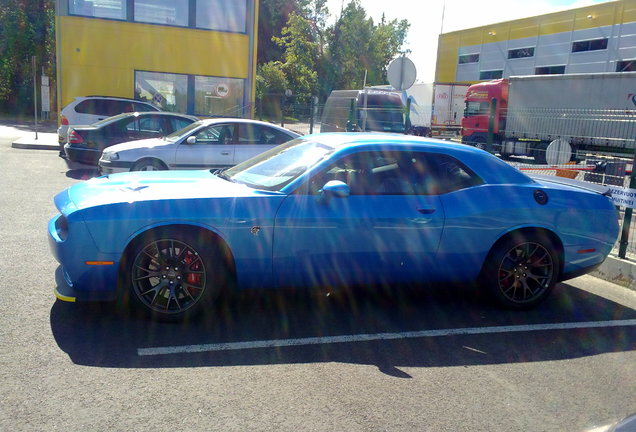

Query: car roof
<box><xmin>299</xmin><ymin>132</ymin><xmax>534</xmax><ymax>185</ymax></box>
<box><xmin>196</xmin><ymin>117</ymin><xmax>300</xmax><ymax>133</ymax></box>
<box><xmin>79</xmin><ymin>96</ymin><xmax>155</xmax><ymax>104</ymax></box>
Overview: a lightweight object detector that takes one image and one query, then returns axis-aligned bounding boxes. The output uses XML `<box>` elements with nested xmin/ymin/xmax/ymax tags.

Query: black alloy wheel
<box><xmin>483</xmin><ymin>236</ymin><xmax>559</xmax><ymax>309</ymax></box>
<box><xmin>127</xmin><ymin>230</ymin><xmax>221</xmax><ymax>320</ymax></box>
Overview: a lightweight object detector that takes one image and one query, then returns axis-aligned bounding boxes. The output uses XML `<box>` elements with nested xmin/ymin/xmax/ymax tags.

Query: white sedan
<box><xmin>98</xmin><ymin>118</ymin><xmax>300</xmax><ymax>173</ymax></box>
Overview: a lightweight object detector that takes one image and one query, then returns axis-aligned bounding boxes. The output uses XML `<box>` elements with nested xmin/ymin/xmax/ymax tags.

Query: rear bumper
<box><xmin>64</xmin><ymin>144</ymin><xmax>101</xmax><ymax>165</ymax></box>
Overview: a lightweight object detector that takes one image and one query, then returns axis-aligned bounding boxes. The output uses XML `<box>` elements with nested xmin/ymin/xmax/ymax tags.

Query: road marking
<box><xmin>137</xmin><ymin>319</ymin><xmax>636</xmax><ymax>356</ymax></box>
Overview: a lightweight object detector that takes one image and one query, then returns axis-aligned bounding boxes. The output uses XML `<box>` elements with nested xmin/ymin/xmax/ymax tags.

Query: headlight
<box><xmin>102</xmin><ymin>152</ymin><xmax>119</xmax><ymax>161</ymax></box>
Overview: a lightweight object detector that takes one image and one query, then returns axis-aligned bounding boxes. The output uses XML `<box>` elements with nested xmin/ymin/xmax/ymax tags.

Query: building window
<box><xmin>479</xmin><ymin>70</ymin><xmax>503</xmax><ymax>80</ymax></box>
<box><xmin>508</xmin><ymin>47</ymin><xmax>534</xmax><ymax>59</ymax></box>
<box><xmin>458</xmin><ymin>54</ymin><xmax>480</xmax><ymax>64</ymax></box>
<box><xmin>68</xmin><ymin>0</ymin><xmax>249</xmax><ymax>33</ymax></box>
<box><xmin>135</xmin><ymin>71</ymin><xmax>188</xmax><ymax>113</ymax></box>
<box><xmin>134</xmin><ymin>0</ymin><xmax>189</xmax><ymax>26</ymax></box>
<box><xmin>197</xmin><ymin>0</ymin><xmax>247</xmax><ymax>32</ymax></box>
<box><xmin>535</xmin><ymin>65</ymin><xmax>566</xmax><ymax>75</ymax></box>
<box><xmin>194</xmin><ymin>76</ymin><xmax>245</xmax><ymax>116</ymax></box>
<box><xmin>69</xmin><ymin>0</ymin><xmax>126</xmax><ymax>20</ymax></box>
<box><xmin>572</xmin><ymin>38</ymin><xmax>608</xmax><ymax>53</ymax></box>
<box><xmin>617</xmin><ymin>60</ymin><xmax>636</xmax><ymax>72</ymax></box>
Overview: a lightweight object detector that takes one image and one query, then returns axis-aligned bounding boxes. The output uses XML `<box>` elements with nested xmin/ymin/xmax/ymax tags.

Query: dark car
<box><xmin>63</xmin><ymin>111</ymin><xmax>198</xmax><ymax>165</ymax></box>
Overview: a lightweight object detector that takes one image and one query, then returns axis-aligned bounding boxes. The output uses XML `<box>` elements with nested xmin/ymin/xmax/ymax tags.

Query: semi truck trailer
<box><xmin>461</xmin><ymin>72</ymin><xmax>636</xmax><ymax>164</ymax></box>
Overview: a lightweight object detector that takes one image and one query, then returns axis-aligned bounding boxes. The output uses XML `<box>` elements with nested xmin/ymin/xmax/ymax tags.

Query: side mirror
<box><xmin>319</xmin><ymin>180</ymin><xmax>350</xmax><ymax>204</ymax></box>
<box><xmin>186</xmin><ymin>136</ymin><xmax>197</xmax><ymax>145</ymax></box>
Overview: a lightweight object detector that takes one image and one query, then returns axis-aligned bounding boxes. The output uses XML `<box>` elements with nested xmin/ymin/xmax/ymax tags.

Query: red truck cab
<box><xmin>461</xmin><ymin>79</ymin><xmax>508</xmax><ymax>146</ymax></box>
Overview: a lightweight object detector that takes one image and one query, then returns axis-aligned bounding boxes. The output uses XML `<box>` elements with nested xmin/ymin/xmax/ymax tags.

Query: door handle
<box><xmin>221</xmin><ymin>152</ymin><xmax>230</xmax><ymax>155</ymax></box>
<box><xmin>417</xmin><ymin>208</ymin><xmax>436</xmax><ymax>214</ymax></box>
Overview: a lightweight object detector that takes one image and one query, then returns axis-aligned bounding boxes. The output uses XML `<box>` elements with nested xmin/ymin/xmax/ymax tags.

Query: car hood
<box><xmin>106</xmin><ymin>137</ymin><xmax>172</xmax><ymax>153</ymax></box>
<box><xmin>57</xmin><ymin>170</ymin><xmax>281</xmax><ymax>212</ymax></box>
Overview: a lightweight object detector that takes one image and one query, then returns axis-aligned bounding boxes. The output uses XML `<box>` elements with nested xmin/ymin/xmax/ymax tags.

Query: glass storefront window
<box><xmin>134</xmin><ymin>0</ymin><xmax>188</xmax><ymax>26</ymax></box>
<box><xmin>194</xmin><ymin>76</ymin><xmax>245</xmax><ymax>116</ymax></box>
<box><xmin>196</xmin><ymin>0</ymin><xmax>247</xmax><ymax>33</ymax></box>
<box><xmin>69</xmin><ymin>0</ymin><xmax>126</xmax><ymax>20</ymax></box>
<box><xmin>135</xmin><ymin>71</ymin><xmax>188</xmax><ymax>113</ymax></box>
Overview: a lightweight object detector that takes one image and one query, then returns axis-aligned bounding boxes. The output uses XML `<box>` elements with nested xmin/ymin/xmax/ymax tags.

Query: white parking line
<box><xmin>137</xmin><ymin>319</ymin><xmax>636</xmax><ymax>356</ymax></box>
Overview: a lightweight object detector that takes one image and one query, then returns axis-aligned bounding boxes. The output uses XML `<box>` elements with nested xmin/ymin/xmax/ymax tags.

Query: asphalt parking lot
<box><xmin>1</xmin><ymin>126</ymin><xmax>635</xmax><ymax>432</ymax></box>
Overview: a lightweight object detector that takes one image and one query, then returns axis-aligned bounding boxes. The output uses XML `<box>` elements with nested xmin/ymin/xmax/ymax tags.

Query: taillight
<box><xmin>60</xmin><ymin>115</ymin><xmax>69</xmax><ymax>126</ymax></box>
<box><xmin>68</xmin><ymin>130</ymin><xmax>84</xmax><ymax>144</ymax></box>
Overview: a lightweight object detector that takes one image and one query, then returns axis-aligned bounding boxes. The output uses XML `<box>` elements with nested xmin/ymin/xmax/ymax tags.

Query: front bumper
<box><xmin>48</xmin><ymin>214</ymin><xmax>120</xmax><ymax>302</ymax></box>
<box><xmin>98</xmin><ymin>159</ymin><xmax>134</xmax><ymax>174</ymax></box>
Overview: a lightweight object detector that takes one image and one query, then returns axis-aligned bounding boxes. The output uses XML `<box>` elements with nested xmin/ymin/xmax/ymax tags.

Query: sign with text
<box><xmin>608</xmin><ymin>186</ymin><xmax>636</xmax><ymax>208</ymax></box>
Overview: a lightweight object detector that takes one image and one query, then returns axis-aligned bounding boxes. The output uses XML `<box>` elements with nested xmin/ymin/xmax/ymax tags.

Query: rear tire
<box><xmin>481</xmin><ymin>234</ymin><xmax>559</xmax><ymax>309</ymax></box>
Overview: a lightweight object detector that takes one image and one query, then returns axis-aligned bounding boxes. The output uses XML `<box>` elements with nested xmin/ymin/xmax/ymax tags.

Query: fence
<box><xmin>255</xmin><ymin>95</ymin><xmax>324</xmax><ymax>136</ymax></box>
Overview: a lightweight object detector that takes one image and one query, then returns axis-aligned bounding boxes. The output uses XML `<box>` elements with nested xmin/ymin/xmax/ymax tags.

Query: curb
<box><xmin>11</xmin><ymin>132</ymin><xmax>60</xmax><ymax>151</ymax></box>
<box><xmin>591</xmin><ymin>254</ymin><xmax>636</xmax><ymax>291</ymax></box>
<box><xmin>11</xmin><ymin>141</ymin><xmax>59</xmax><ymax>151</ymax></box>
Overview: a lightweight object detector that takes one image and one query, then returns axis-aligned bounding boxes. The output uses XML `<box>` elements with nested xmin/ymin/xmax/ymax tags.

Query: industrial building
<box><xmin>435</xmin><ymin>0</ymin><xmax>636</xmax><ymax>83</ymax></box>
<box><xmin>55</xmin><ymin>0</ymin><xmax>258</xmax><ymax>117</ymax></box>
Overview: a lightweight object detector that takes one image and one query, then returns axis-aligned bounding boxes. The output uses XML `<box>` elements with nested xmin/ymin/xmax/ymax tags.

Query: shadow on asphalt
<box><xmin>65</xmin><ymin>168</ymin><xmax>100</xmax><ymax>180</ymax></box>
<box><xmin>49</xmin><ymin>279</ymin><xmax>636</xmax><ymax>375</ymax></box>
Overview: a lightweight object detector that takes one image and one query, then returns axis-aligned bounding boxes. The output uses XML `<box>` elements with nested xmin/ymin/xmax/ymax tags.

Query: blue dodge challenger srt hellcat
<box><xmin>49</xmin><ymin>133</ymin><xmax>619</xmax><ymax>320</ymax></box>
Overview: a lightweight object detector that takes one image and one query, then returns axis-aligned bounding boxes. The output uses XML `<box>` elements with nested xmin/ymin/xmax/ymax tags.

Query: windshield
<box><xmin>164</xmin><ymin>120</ymin><xmax>204</xmax><ymax>141</ymax></box>
<box><xmin>464</xmin><ymin>101</ymin><xmax>490</xmax><ymax>117</ymax></box>
<box><xmin>220</xmin><ymin>138</ymin><xmax>334</xmax><ymax>191</ymax></box>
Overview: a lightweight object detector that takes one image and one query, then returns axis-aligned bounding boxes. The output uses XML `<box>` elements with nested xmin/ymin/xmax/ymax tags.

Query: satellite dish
<box><xmin>387</xmin><ymin>57</ymin><xmax>417</xmax><ymax>91</ymax></box>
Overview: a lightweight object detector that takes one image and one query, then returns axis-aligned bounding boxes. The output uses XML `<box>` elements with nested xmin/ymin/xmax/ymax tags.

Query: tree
<box><xmin>257</xmin><ymin>0</ymin><xmax>301</xmax><ymax>65</ymax></box>
<box><xmin>256</xmin><ymin>61</ymin><xmax>288</xmax><ymax>99</ymax></box>
<box><xmin>273</xmin><ymin>12</ymin><xmax>319</xmax><ymax>100</ymax></box>
<box><xmin>322</xmin><ymin>1</ymin><xmax>409</xmax><ymax>97</ymax></box>
<box><xmin>0</xmin><ymin>0</ymin><xmax>55</xmax><ymax>115</ymax></box>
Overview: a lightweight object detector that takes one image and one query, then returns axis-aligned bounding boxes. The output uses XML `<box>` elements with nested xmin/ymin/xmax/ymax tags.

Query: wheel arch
<box><xmin>117</xmin><ymin>223</ymin><xmax>236</xmax><ymax>294</ymax></box>
<box><xmin>483</xmin><ymin>226</ymin><xmax>564</xmax><ymax>276</ymax></box>
<box><xmin>131</xmin><ymin>157</ymin><xmax>168</xmax><ymax>171</ymax></box>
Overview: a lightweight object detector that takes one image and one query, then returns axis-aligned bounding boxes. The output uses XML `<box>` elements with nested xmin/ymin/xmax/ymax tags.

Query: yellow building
<box><xmin>55</xmin><ymin>0</ymin><xmax>259</xmax><ymax>117</ymax></box>
<box><xmin>436</xmin><ymin>0</ymin><xmax>636</xmax><ymax>83</ymax></box>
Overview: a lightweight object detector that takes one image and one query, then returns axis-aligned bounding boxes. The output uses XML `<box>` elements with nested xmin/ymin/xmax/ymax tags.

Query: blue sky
<box><xmin>325</xmin><ymin>0</ymin><xmax>615</xmax><ymax>82</ymax></box>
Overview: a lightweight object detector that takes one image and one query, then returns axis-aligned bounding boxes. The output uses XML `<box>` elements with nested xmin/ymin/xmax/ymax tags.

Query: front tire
<box><xmin>125</xmin><ymin>228</ymin><xmax>225</xmax><ymax>321</ymax></box>
<box><xmin>482</xmin><ymin>235</ymin><xmax>559</xmax><ymax>309</ymax></box>
<box><xmin>132</xmin><ymin>158</ymin><xmax>167</xmax><ymax>171</ymax></box>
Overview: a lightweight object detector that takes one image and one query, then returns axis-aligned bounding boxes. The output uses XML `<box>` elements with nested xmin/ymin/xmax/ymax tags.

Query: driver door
<box><xmin>272</xmin><ymin>150</ymin><xmax>445</xmax><ymax>289</ymax></box>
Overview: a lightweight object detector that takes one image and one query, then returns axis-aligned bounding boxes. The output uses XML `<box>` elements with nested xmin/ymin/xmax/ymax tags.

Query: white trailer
<box><xmin>430</xmin><ymin>83</ymin><xmax>469</xmax><ymax>135</ymax></box>
<box><xmin>502</xmin><ymin>72</ymin><xmax>636</xmax><ymax>163</ymax></box>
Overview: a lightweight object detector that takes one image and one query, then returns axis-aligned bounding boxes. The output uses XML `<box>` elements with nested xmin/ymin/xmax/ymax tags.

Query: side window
<box><xmin>110</xmin><ymin>100</ymin><xmax>135</xmax><ymax>116</ymax></box>
<box><xmin>309</xmin><ymin>152</ymin><xmax>385</xmax><ymax>195</ymax></box>
<box><xmin>138</xmin><ymin>116</ymin><xmax>164</xmax><ymax>133</ymax></box>
<box><xmin>265</xmin><ymin>128</ymin><xmax>294</xmax><ymax>145</ymax></box>
<box><xmin>310</xmin><ymin>151</ymin><xmax>483</xmax><ymax>196</ymax></box>
<box><xmin>75</xmin><ymin>100</ymin><xmax>98</xmax><ymax>114</ymax></box>
<box><xmin>193</xmin><ymin>124</ymin><xmax>231</xmax><ymax>144</ymax></box>
<box><xmin>236</xmin><ymin>124</ymin><xmax>260</xmax><ymax>144</ymax></box>
<box><xmin>424</xmin><ymin>154</ymin><xmax>483</xmax><ymax>194</ymax></box>
<box><xmin>169</xmin><ymin>117</ymin><xmax>193</xmax><ymax>133</ymax></box>
<box><xmin>124</xmin><ymin>118</ymin><xmax>140</xmax><ymax>132</ymax></box>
